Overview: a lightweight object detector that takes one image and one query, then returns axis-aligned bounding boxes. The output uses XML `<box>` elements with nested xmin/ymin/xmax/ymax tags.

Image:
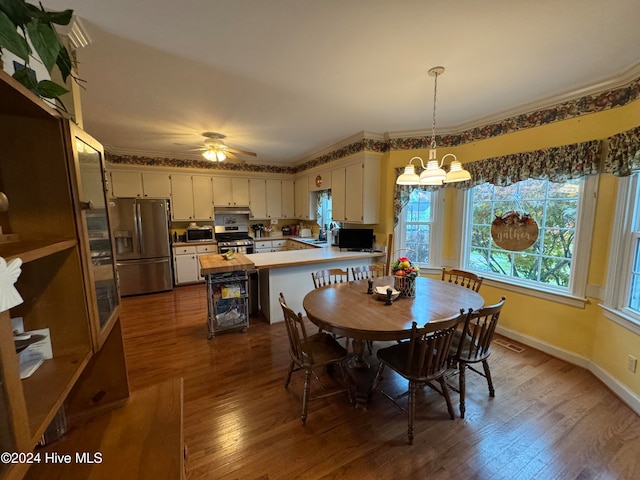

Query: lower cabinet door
<box><xmin>174</xmin><ymin>254</ymin><xmax>200</xmax><ymax>284</ymax></box>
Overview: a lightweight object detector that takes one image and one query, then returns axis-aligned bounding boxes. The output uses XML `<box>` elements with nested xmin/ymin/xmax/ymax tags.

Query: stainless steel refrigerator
<box><xmin>109</xmin><ymin>198</ymin><xmax>173</xmax><ymax>296</ymax></box>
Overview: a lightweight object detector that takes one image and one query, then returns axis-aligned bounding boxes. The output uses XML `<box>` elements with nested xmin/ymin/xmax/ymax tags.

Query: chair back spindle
<box><xmin>441</xmin><ymin>268</ymin><xmax>484</xmax><ymax>292</ymax></box>
<box><xmin>311</xmin><ymin>268</ymin><xmax>349</xmax><ymax>288</ymax></box>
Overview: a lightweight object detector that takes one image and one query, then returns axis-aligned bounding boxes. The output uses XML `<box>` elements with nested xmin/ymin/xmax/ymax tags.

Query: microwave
<box><xmin>186</xmin><ymin>226</ymin><xmax>214</xmax><ymax>242</ymax></box>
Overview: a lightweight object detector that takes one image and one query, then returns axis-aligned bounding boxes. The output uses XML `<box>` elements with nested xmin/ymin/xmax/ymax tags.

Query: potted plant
<box><xmin>0</xmin><ymin>0</ymin><xmax>74</xmax><ymax>106</ymax></box>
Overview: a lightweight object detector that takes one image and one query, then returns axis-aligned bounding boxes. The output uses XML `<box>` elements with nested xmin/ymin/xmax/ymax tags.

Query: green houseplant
<box><xmin>0</xmin><ymin>0</ymin><xmax>73</xmax><ymax>104</ymax></box>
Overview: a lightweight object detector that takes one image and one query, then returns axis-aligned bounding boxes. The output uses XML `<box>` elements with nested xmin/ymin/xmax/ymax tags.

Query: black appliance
<box><xmin>338</xmin><ymin>228</ymin><xmax>374</xmax><ymax>251</ymax></box>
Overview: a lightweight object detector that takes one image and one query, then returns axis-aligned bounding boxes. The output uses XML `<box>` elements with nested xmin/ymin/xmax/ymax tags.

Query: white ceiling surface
<box><xmin>44</xmin><ymin>0</ymin><xmax>640</xmax><ymax>166</ymax></box>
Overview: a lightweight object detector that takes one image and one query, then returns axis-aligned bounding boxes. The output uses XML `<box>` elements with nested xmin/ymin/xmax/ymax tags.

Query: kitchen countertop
<box><xmin>172</xmin><ymin>241</ymin><xmax>217</xmax><ymax>247</ymax></box>
<box><xmin>247</xmin><ymin>246</ymin><xmax>384</xmax><ymax>269</ymax></box>
<box><xmin>199</xmin><ymin>252</ymin><xmax>255</xmax><ymax>275</ymax></box>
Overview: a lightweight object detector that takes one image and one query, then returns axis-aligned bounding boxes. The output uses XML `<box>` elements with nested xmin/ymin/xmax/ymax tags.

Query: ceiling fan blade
<box><xmin>225</xmin><ymin>152</ymin><xmax>246</xmax><ymax>163</ymax></box>
<box><xmin>226</xmin><ymin>147</ymin><xmax>257</xmax><ymax>157</ymax></box>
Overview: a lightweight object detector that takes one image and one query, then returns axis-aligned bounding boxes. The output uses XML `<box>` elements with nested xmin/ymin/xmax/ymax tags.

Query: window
<box><xmin>395</xmin><ymin>189</ymin><xmax>443</xmax><ymax>268</ymax></box>
<box><xmin>462</xmin><ymin>176</ymin><xmax>596</xmax><ymax>300</ymax></box>
<box><xmin>315</xmin><ymin>190</ymin><xmax>332</xmax><ymax>230</ymax></box>
<box><xmin>603</xmin><ymin>174</ymin><xmax>640</xmax><ymax>332</ymax></box>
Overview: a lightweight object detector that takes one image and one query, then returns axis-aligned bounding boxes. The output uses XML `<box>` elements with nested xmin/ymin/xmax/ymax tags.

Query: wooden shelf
<box><xmin>21</xmin><ymin>351</ymin><xmax>91</xmax><ymax>446</ymax></box>
<box><xmin>0</xmin><ymin>239</ymin><xmax>77</xmax><ymax>264</ymax></box>
<box><xmin>24</xmin><ymin>378</ymin><xmax>184</xmax><ymax>480</ymax></box>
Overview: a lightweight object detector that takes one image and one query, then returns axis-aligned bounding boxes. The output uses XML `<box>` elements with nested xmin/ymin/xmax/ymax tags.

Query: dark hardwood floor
<box><xmin>120</xmin><ymin>284</ymin><xmax>640</xmax><ymax>480</ymax></box>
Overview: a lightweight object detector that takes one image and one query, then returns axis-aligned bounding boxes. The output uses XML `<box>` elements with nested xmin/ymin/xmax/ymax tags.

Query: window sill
<box><xmin>599</xmin><ymin>305</ymin><xmax>640</xmax><ymax>336</ymax></box>
<box><xmin>481</xmin><ymin>277</ymin><xmax>587</xmax><ymax>308</ymax></box>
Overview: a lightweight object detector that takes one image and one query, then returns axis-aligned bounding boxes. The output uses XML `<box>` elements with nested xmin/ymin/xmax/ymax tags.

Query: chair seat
<box><xmin>448</xmin><ymin>330</ymin><xmax>492</xmax><ymax>363</ymax></box>
<box><xmin>301</xmin><ymin>332</ymin><xmax>349</xmax><ymax>365</ymax></box>
<box><xmin>378</xmin><ymin>342</ymin><xmax>447</xmax><ymax>382</ymax></box>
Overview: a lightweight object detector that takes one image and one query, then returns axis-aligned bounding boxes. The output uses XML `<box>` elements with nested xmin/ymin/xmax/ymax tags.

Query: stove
<box><xmin>213</xmin><ymin>208</ymin><xmax>255</xmax><ymax>254</ymax></box>
<box><xmin>216</xmin><ymin>233</ymin><xmax>254</xmax><ymax>253</ymax></box>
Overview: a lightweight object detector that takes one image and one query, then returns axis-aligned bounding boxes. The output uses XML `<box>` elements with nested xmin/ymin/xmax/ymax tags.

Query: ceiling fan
<box><xmin>193</xmin><ymin>132</ymin><xmax>257</xmax><ymax>162</ymax></box>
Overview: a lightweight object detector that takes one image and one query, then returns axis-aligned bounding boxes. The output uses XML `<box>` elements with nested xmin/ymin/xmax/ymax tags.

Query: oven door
<box><xmin>218</xmin><ymin>245</ymin><xmax>254</xmax><ymax>254</ymax></box>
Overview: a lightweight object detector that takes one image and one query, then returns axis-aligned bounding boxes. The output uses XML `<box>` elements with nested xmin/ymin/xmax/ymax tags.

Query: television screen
<box><xmin>338</xmin><ymin>228</ymin><xmax>374</xmax><ymax>251</ymax></box>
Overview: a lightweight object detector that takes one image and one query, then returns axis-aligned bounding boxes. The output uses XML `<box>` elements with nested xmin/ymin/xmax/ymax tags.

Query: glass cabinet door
<box><xmin>70</xmin><ymin>125</ymin><xmax>120</xmax><ymax>348</ymax></box>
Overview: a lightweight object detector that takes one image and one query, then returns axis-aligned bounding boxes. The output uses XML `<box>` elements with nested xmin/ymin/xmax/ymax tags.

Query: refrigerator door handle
<box><xmin>136</xmin><ymin>202</ymin><xmax>145</xmax><ymax>255</ymax></box>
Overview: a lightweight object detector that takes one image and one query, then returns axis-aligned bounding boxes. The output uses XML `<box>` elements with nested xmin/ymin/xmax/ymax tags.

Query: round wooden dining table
<box><xmin>302</xmin><ymin>275</ymin><xmax>485</xmax><ymax>408</ymax></box>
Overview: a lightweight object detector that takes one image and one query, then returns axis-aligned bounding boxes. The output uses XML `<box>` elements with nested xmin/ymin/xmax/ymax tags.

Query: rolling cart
<box><xmin>199</xmin><ymin>252</ymin><xmax>255</xmax><ymax>339</ymax></box>
<box><xmin>206</xmin><ymin>270</ymin><xmax>249</xmax><ymax>338</ymax></box>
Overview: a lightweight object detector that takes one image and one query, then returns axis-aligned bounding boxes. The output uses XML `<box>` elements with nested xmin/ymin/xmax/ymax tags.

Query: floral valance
<box><xmin>393</xmin><ymin>139</ymin><xmax>601</xmax><ymax>226</ymax></box>
<box><xmin>459</xmin><ymin>139</ymin><xmax>601</xmax><ymax>188</ymax></box>
<box><xmin>604</xmin><ymin>125</ymin><xmax>640</xmax><ymax>176</ymax></box>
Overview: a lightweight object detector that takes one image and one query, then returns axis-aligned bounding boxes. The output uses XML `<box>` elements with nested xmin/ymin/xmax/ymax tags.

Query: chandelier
<box><xmin>396</xmin><ymin>66</ymin><xmax>471</xmax><ymax>186</ymax></box>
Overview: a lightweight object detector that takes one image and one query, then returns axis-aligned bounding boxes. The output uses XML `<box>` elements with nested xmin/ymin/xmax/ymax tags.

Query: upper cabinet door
<box><xmin>192</xmin><ymin>175</ymin><xmax>213</xmax><ymax>220</ymax></box>
<box><xmin>230</xmin><ymin>177</ymin><xmax>250</xmax><ymax>206</ymax></box>
<box><xmin>110</xmin><ymin>171</ymin><xmax>143</xmax><ymax>197</ymax></box>
<box><xmin>142</xmin><ymin>172</ymin><xmax>172</xmax><ymax>198</ymax></box>
<box><xmin>68</xmin><ymin>125</ymin><xmax>120</xmax><ymax>350</ymax></box>
<box><xmin>170</xmin><ymin>174</ymin><xmax>195</xmax><ymax>220</ymax></box>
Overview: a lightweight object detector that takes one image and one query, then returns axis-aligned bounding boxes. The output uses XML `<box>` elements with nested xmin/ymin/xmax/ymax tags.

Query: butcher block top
<box><xmin>199</xmin><ymin>253</ymin><xmax>255</xmax><ymax>275</ymax></box>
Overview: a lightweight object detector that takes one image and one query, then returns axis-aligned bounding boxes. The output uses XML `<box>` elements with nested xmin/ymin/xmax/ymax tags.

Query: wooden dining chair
<box><xmin>278</xmin><ymin>293</ymin><xmax>350</xmax><ymax>425</ymax></box>
<box><xmin>372</xmin><ymin>311</ymin><xmax>467</xmax><ymax>444</ymax></box>
<box><xmin>311</xmin><ymin>268</ymin><xmax>349</xmax><ymax>288</ymax></box>
<box><xmin>351</xmin><ymin>263</ymin><xmax>385</xmax><ymax>281</ymax></box>
<box><xmin>447</xmin><ymin>297</ymin><xmax>506</xmax><ymax>418</ymax></box>
<box><xmin>441</xmin><ymin>267</ymin><xmax>484</xmax><ymax>292</ymax></box>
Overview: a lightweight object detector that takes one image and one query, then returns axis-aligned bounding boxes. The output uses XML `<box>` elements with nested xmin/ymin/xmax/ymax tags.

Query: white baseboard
<box><xmin>496</xmin><ymin>325</ymin><xmax>640</xmax><ymax>416</ymax></box>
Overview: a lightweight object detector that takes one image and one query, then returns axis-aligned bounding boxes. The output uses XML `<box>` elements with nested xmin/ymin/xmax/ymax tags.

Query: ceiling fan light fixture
<box><xmin>202</xmin><ymin>148</ymin><xmax>226</xmax><ymax>162</ymax></box>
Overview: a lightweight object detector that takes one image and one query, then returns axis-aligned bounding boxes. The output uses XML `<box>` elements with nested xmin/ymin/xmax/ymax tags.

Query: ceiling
<box><xmin>44</xmin><ymin>0</ymin><xmax>640</xmax><ymax>166</ymax></box>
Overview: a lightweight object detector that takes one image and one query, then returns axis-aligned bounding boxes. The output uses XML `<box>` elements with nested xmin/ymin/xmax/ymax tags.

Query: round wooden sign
<box><xmin>491</xmin><ymin>212</ymin><xmax>539</xmax><ymax>251</ymax></box>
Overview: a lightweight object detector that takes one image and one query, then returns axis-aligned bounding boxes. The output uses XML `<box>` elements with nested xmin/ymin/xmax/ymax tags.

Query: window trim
<box><xmin>602</xmin><ymin>174</ymin><xmax>640</xmax><ymax>333</ymax></box>
<box><xmin>394</xmin><ymin>188</ymin><xmax>444</xmax><ymax>269</ymax></box>
<box><xmin>457</xmin><ymin>175</ymin><xmax>598</xmax><ymax>307</ymax></box>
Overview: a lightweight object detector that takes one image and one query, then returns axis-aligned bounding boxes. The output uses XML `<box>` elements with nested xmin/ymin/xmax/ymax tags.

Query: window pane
<box><xmin>466</xmin><ymin>178</ymin><xmax>580</xmax><ymax>290</ymax></box>
<box><xmin>405</xmin><ymin>224</ymin><xmax>430</xmax><ymax>263</ymax></box>
<box><xmin>397</xmin><ymin>189</ymin><xmax>435</xmax><ymax>267</ymax></box>
<box><xmin>629</xmin><ymin>238</ymin><xmax>640</xmax><ymax>312</ymax></box>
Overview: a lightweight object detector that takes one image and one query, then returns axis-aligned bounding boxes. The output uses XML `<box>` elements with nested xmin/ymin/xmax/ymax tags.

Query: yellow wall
<box><xmin>382</xmin><ymin>99</ymin><xmax>640</xmax><ymax>398</ymax></box>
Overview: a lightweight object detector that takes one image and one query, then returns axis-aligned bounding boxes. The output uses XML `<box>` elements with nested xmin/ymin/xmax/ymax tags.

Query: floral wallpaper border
<box><xmin>107</xmin><ymin>75</ymin><xmax>639</xmax><ymax>174</ymax></box>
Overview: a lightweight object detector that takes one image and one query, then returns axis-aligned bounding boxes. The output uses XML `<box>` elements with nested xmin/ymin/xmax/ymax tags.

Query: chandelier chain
<box><xmin>431</xmin><ymin>70</ymin><xmax>439</xmax><ymax>150</ymax></box>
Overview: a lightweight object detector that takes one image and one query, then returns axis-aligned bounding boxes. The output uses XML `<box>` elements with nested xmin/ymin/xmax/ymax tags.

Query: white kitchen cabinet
<box><xmin>110</xmin><ymin>171</ymin><xmax>171</xmax><ymax>198</ymax></box>
<box><xmin>192</xmin><ymin>175</ymin><xmax>213</xmax><ymax>220</ymax></box>
<box><xmin>281</xmin><ymin>179</ymin><xmax>295</xmax><ymax>219</ymax></box>
<box><xmin>266</xmin><ymin>179</ymin><xmax>282</xmax><ymax>218</ymax></box>
<box><xmin>294</xmin><ymin>176</ymin><xmax>311</xmax><ymax>220</ymax></box>
<box><xmin>331</xmin><ymin>167</ymin><xmax>346</xmax><ymax>222</ymax></box>
<box><xmin>110</xmin><ymin>170</ymin><xmax>143</xmax><ymax>197</ymax></box>
<box><xmin>212</xmin><ymin>176</ymin><xmax>250</xmax><ymax>206</ymax></box>
<box><xmin>142</xmin><ymin>172</ymin><xmax>172</xmax><ymax>197</ymax></box>
<box><xmin>249</xmin><ymin>179</ymin><xmax>267</xmax><ymax>218</ymax></box>
<box><xmin>173</xmin><ymin>246</ymin><xmax>199</xmax><ymax>284</ymax></box>
<box><xmin>170</xmin><ymin>174</ymin><xmax>195</xmax><ymax>220</ymax></box>
<box><xmin>170</xmin><ymin>174</ymin><xmax>213</xmax><ymax>221</ymax></box>
<box><xmin>255</xmin><ymin>239</ymin><xmax>287</xmax><ymax>252</ymax></box>
<box><xmin>331</xmin><ymin>154</ymin><xmax>381</xmax><ymax>224</ymax></box>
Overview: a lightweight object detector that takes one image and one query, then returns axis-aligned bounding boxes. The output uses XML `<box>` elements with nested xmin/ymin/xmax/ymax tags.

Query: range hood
<box><xmin>214</xmin><ymin>206</ymin><xmax>252</xmax><ymax>215</ymax></box>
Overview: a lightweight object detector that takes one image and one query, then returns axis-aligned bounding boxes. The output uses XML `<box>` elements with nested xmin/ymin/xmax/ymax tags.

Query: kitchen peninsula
<box><xmin>247</xmin><ymin>246</ymin><xmax>385</xmax><ymax>323</ymax></box>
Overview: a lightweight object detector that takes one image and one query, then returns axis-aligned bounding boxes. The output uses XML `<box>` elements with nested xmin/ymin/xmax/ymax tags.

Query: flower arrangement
<box><xmin>391</xmin><ymin>256</ymin><xmax>419</xmax><ymax>278</ymax></box>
